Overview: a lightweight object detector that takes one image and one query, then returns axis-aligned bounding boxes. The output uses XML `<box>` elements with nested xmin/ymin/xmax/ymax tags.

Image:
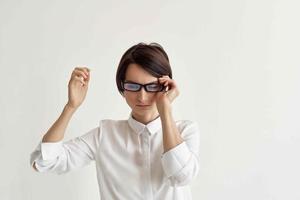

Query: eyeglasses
<box><xmin>122</xmin><ymin>81</ymin><xmax>165</xmax><ymax>93</ymax></box>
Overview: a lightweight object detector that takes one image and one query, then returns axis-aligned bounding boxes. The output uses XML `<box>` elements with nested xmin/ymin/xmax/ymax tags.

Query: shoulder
<box><xmin>175</xmin><ymin>119</ymin><xmax>199</xmax><ymax>130</ymax></box>
<box><xmin>98</xmin><ymin>118</ymin><xmax>129</xmax><ymax>130</ymax></box>
<box><xmin>175</xmin><ymin>119</ymin><xmax>200</xmax><ymax>137</ymax></box>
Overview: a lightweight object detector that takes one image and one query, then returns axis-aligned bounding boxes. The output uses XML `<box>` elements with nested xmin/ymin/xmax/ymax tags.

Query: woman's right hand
<box><xmin>66</xmin><ymin>67</ymin><xmax>90</xmax><ymax>109</ymax></box>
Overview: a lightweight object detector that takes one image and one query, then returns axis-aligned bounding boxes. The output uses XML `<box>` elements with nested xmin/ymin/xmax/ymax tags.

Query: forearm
<box><xmin>42</xmin><ymin>104</ymin><xmax>77</xmax><ymax>142</ymax></box>
<box><xmin>160</xmin><ymin>110</ymin><xmax>200</xmax><ymax>186</ymax></box>
<box><xmin>160</xmin><ymin>108</ymin><xmax>183</xmax><ymax>153</ymax></box>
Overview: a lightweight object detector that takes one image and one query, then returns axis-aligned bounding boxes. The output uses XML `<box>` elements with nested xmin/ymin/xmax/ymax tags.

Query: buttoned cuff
<box><xmin>161</xmin><ymin>141</ymin><xmax>191</xmax><ymax>178</ymax></box>
<box><xmin>41</xmin><ymin>141</ymin><xmax>64</xmax><ymax>160</ymax></box>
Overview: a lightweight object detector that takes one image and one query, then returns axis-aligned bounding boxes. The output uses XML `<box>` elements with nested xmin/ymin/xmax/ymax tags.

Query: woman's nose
<box><xmin>137</xmin><ymin>87</ymin><xmax>148</xmax><ymax>101</ymax></box>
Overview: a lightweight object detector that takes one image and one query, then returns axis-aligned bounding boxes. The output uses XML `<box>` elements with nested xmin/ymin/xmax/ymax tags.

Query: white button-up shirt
<box><xmin>30</xmin><ymin>113</ymin><xmax>200</xmax><ymax>200</ymax></box>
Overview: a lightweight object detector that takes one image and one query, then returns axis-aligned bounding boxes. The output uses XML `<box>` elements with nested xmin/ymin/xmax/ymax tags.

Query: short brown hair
<box><xmin>116</xmin><ymin>42</ymin><xmax>172</xmax><ymax>95</ymax></box>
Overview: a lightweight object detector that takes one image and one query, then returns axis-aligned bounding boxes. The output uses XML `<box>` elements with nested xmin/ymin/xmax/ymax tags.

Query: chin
<box><xmin>133</xmin><ymin>106</ymin><xmax>153</xmax><ymax>113</ymax></box>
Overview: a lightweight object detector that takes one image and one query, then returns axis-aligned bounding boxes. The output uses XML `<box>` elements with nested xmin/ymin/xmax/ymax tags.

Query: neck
<box><xmin>131</xmin><ymin>111</ymin><xmax>160</xmax><ymax>125</ymax></box>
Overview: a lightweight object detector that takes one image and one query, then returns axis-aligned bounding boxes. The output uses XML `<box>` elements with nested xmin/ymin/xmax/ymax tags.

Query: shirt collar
<box><xmin>128</xmin><ymin>112</ymin><xmax>162</xmax><ymax>136</ymax></box>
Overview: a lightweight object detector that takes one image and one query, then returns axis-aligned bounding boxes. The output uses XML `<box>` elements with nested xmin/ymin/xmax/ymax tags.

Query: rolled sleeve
<box><xmin>30</xmin><ymin>141</ymin><xmax>64</xmax><ymax>173</ymax></box>
<box><xmin>41</xmin><ymin>141</ymin><xmax>64</xmax><ymax>160</ymax></box>
<box><xmin>161</xmin><ymin>141</ymin><xmax>191</xmax><ymax>177</ymax></box>
<box><xmin>30</xmin><ymin>124</ymin><xmax>101</xmax><ymax>174</ymax></box>
<box><xmin>161</xmin><ymin>121</ymin><xmax>200</xmax><ymax>186</ymax></box>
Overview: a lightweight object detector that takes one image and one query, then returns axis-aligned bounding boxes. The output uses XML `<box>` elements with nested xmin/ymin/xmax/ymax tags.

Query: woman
<box><xmin>30</xmin><ymin>42</ymin><xmax>200</xmax><ymax>200</ymax></box>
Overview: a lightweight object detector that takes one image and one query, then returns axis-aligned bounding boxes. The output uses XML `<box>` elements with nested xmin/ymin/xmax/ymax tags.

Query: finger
<box><xmin>81</xmin><ymin>67</ymin><xmax>90</xmax><ymax>76</ymax></box>
<box><xmin>160</xmin><ymin>77</ymin><xmax>175</xmax><ymax>85</ymax></box>
<box><xmin>160</xmin><ymin>75</ymin><xmax>171</xmax><ymax>79</ymax></box>
<box><xmin>79</xmin><ymin>69</ymin><xmax>91</xmax><ymax>82</ymax></box>
<box><xmin>159</xmin><ymin>78</ymin><xmax>172</xmax><ymax>85</ymax></box>
<box><xmin>81</xmin><ymin>67</ymin><xmax>91</xmax><ymax>81</ymax></box>
<box><xmin>160</xmin><ymin>79</ymin><xmax>177</xmax><ymax>92</ymax></box>
<box><xmin>159</xmin><ymin>77</ymin><xmax>172</xmax><ymax>83</ymax></box>
<box><xmin>158</xmin><ymin>79</ymin><xmax>170</xmax><ymax>88</ymax></box>
<box><xmin>159</xmin><ymin>82</ymin><xmax>170</xmax><ymax>92</ymax></box>
<box><xmin>75</xmin><ymin>67</ymin><xmax>90</xmax><ymax>77</ymax></box>
<box><xmin>73</xmin><ymin>70</ymin><xmax>88</xmax><ymax>79</ymax></box>
<box><xmin>75</xmin><ymin>67</ymin><xmax>89</xmax><ymax>75</ymax></box>
<box><xmin>159</xmin><ymin>80</ymin><xmax>168</xmax><ymax>89</ymax></box>
<box><xmin>164</xmin><ymin>85</ymin><xmax>169</xmax><ymax>92</ymax></box>
<box><xmin>158</xmin><ymin>77</ymin><xmax>169</xmax><ymax>83</ymax></box>
<box><xmin>74</xmin><ymin>76</ymin><xmax>86</xmax><ymax>86</ymax></box>
<box><xmin>85</xmin><ymin>68</ymin><xmax>91</xmax><ymax>81</ymax></box>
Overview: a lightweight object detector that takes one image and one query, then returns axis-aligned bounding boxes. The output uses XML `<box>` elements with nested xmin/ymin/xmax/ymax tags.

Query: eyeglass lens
<box><xmin>123</xmin><ymin>82</ymin><xmax>163</xmax><ymax>92</ymax></box>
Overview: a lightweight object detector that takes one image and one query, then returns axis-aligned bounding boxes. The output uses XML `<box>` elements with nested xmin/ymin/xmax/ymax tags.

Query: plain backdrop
<box><xmin>1</xmin><ymin>0</ymin><xmax>300</xmax><ymax>199</ymax></box>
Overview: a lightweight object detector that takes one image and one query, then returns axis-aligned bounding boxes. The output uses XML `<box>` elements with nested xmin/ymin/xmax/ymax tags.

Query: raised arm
<box><xmin>32</xmin><ymin>66</ymin><xmax>91</xmax><ymax>171</ymax></box>
<box><xmin>42</xmin><ymin>67</ymin><xmax>90</xmax><ymax>142</ymax></box>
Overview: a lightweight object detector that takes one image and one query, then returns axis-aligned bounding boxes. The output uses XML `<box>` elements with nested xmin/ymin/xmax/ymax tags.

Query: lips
<box><xmin>137</xmin><ymin>104</ymin><xmax>150</xmax><ymax>106</ymax></box>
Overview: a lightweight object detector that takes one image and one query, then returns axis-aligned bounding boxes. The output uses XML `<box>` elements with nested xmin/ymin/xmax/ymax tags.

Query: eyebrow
<box><xmin>124</xmin><ymin>80</ymin><xmax>159</xmax><ymax>84</ymax></box>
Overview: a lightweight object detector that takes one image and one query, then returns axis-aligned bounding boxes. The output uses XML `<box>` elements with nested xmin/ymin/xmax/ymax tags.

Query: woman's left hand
<box><xmin>155</xmin><ymin>75</ymin><xmax>180</xmax><ymax>113</ymax></box>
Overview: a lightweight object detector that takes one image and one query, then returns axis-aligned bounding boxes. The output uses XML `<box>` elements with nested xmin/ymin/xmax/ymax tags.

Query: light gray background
<box><xmin>1</xmin><ymin>0</ymin><xmax>300</xmax><ymax>199</ymax></box>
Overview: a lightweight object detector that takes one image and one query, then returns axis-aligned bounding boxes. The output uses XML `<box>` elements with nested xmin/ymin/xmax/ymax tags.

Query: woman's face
<box><xmin>123</xmin><ymin>63</ymin><xmax>160</xmax><ymax>119</ymax></box>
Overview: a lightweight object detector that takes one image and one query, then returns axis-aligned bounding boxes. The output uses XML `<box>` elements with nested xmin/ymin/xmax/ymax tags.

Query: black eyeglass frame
<box><xmin>121</xmin><ymin>80</ymin><xmax>165</xmax><ymax>93</ymax></box>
